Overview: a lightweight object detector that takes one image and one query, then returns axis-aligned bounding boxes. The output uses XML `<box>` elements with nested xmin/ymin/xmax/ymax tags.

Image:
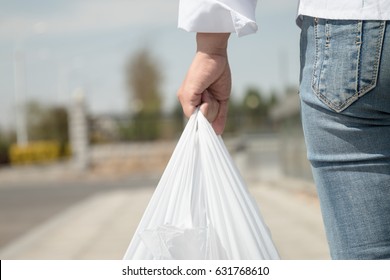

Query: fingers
<box><xmin>212</xmin><ymin>100</ymin><xmax>229</xmax><ymax>135</ymax></box>
<box><xmin>200</xmin><ymin>90</ymin><xmax>219</xmax><ymax>123</ymax></box>
<box><xmin>179</xmin><ymin>87</ymin><xmax>229</xmax><ymax>135</ymax></box>
<box><xmin>177</xmin><ymin>86</ymin><xmax>201</xmax><ymax>119</ymax></box>
<box><xmin>178</xmin><ymin>50</ymin><xmax>230</xmax><ymax>134</ymax></box>
<box><xmin>201</xmin><ymin>91</ymin><xmax>229</xmax><ymax>135</ymax></box>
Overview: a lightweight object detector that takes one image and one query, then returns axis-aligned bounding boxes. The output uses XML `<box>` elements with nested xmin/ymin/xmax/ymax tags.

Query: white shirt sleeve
<box><xmin>178</xmin><ymin>0</ymin><xmax>258</xmax><ymax>37</ymax></box>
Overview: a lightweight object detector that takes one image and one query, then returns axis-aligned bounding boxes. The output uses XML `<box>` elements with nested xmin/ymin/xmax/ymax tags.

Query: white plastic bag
<box><xmin>123</xmin><ymin>110</ymin><xmax>279</xmax><ymax>260</ymax></box>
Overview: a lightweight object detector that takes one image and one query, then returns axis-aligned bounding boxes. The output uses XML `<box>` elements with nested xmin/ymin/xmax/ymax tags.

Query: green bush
<box><xmin>0</xmin><ymin>138</ymin><xmax>10</xmax><ymax>165</ymax></box>
<box><xmin>119</xmin><ymin>113</ymin><xmax>162</xmax><ymax>141</ymax></box>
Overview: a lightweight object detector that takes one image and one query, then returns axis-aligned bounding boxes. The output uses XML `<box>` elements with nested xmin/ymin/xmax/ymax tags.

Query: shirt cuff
<box><xmin>178</xmin><ymin>0</ymin><xmax>258</xmax><ymax>37</ymax></box>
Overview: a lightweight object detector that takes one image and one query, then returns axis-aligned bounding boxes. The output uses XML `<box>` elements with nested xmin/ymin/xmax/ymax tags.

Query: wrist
<box><xmin>196</xmin><ymin>33</ymin><xmax>230</xmax><ymax>57</ymax></box>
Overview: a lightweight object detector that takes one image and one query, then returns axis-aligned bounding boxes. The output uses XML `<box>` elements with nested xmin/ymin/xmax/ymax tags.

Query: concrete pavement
<box><xmin>0</xmin><ymin>178</ymin><xmax>330</xmax><ymax>260</ymax></box>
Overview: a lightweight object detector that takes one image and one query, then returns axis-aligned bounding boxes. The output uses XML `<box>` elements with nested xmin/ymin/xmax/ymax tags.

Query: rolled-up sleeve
<box><xmin>178</xmin><ymin>0</ymin><xmax>258</xmax><ymax>37</ymax></box>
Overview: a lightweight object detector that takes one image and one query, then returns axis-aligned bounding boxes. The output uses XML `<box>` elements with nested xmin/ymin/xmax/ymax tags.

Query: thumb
<box><xmin>199</xmin><ymin>90</ymin><xmax>219</xmax><ymax>123</ymax></box>
<box><xmin>212</xmin><ymin>100</ymin><xmax>228</xmax><ymax>135</ymax></box>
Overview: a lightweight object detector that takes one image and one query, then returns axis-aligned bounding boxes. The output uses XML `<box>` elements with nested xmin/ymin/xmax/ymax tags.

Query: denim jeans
<box><xmin>299</xmin><ymin>16</ymin><xmax>390</xmax><ymax>259</ymax></box>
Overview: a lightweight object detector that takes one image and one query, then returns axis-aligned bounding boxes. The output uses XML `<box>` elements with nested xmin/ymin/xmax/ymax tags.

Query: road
<box><xmin>0</xmin><ymin>137</ymin><xmax>329</xmax><ymax>259</ymax></box>
<box><xmin>251</xmin><ymin>182</ymin><xmax>330</xmax><ymax>259</ymax></box>
<box><xmin>0</xmin><ymin>175</ymin><xmax>159</xmax><ymax>249</ymax></box>
<box><xmin>0</xmin><ymin>176</ymin><xmax>330</xmax><ymax>260</ymax></box>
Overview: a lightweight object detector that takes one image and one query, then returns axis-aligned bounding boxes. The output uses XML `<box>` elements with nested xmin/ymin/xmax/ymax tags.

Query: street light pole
<box><xmin>13</xmin><ymin>48</ymin><xmax>28</xmax><ymax>147</ymax></box>
<box><xmin>12</xmin><ymin>22</ymin><xmax>47</xmax><ymax>147</ymax></box>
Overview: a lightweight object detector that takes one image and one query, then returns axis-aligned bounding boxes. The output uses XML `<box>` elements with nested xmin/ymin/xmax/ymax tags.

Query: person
<box><xmin>176</xmin><ymin>0</ymin><xmax>390</xmax><ymax>260</ymax></box>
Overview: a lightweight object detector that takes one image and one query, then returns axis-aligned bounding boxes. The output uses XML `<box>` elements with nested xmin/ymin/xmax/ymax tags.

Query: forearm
<box><xmin>178</xmin><ymin>33</ymin><xmax>232</xmax><ymax>134</ymax></box>
<box><xmin>196</xmin><ymin>33</ymin><xmax>230</xmax><ymax>57</ymax></box>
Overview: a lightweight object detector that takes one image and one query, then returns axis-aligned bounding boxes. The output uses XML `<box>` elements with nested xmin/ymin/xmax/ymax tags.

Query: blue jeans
<box><xmin>299</xmin><ymin>16</ymin><xmax>390</xmax><ymax>259</ymax></box>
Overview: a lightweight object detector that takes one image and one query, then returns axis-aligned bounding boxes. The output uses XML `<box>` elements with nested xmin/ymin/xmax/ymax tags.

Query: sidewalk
<box><xmin>0</xmin><ymin>178</ymin><xmax>330</xmax><ymax>260</ymax></box>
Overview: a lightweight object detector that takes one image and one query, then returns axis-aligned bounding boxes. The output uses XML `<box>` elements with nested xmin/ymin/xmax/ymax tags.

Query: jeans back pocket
<box><xmin>311</xmin><ymin>18</ymin><xmax>386</xmax><ymax>112</ymax></box>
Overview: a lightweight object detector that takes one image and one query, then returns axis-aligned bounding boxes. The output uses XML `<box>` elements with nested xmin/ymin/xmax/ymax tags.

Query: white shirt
<box><xmin>178</xmin><ymin>0</ymin><xmax>390</xmax><ymax>37</ymax></box>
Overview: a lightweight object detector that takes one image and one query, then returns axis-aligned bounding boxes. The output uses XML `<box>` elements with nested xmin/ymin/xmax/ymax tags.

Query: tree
<box><xmin>124</xmin><ymin>48</ymin><xmax>163</xmax><ymax>140</ymax></box>
<box><xmin>0</xmin><ymin>130</ymin><xmax>14</xmax><ymax>165</ymax></box>
<box><xmin>268</xmin><ymin>89</ymin><xmax>279</xmax><ymax>108</ymax></box>
<box><xmin>241</xmin><ymin>87</ymin><xmax>270</xmax><ymax>131</ymax></box>
<box><xmin>25</xmin><ymin>101</ymin><xmax>69</xmax><ymax>152</ymax></box>
<box><xmin>242</xmin><ymin>87</ymin><xmax>267</xmax><ymax>115</ymax></box>
<box><xmin>126</xmin><ymin>48</ymin><xmax>162</xmax><ymax>115</ymax></box>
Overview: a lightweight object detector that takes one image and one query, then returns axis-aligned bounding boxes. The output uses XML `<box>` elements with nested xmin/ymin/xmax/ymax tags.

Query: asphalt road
<box><xmin>0</xmin><ymin>179</ymin><xmax>330</xmax><ymax>260</ymax></box>
<box><xmin>0</xmin><ymin>175</ymin><xmax>159</xmax><ymax>250</ymax></box>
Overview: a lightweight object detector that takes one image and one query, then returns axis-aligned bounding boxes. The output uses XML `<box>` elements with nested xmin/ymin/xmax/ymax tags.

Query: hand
<box><xmin>177</xmin><ymin>33</ymin><xmax>231</xmax><ymax>135</ymax></box>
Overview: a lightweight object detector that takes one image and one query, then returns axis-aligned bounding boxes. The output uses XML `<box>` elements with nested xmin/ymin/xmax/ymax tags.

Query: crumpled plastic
<box><xmin>123</xmin><ymin>110</ymin><xmax>279</xmax><ymax>260</ymax></box>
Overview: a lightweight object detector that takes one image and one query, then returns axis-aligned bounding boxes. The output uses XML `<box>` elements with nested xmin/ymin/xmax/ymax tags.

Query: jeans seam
<box><xmin>356</xmin><ymin>21</ymin><xmax>363</xmax><ymax>93</ymax></box>
<box><xmin>311</xmin><ymin>17</ymin><xmax>319</xmax><ymax>93</ymax></box>
<box><xmin>325</xmin><ymin>20</ymin><xmax>331</xmax><ymax>48</ymax></box>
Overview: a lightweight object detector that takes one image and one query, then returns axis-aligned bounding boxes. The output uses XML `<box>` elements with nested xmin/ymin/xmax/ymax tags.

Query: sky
<box><xmin>0</xmin><ymin>0</ymin><xmax>301</xmax><ymax>131</ymax></box>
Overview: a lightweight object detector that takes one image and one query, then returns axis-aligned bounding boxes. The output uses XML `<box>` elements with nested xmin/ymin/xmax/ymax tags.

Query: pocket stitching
<box><xmin>310</xmin><ymin>20</ymin><xmax>386</xmax><ymax>113</ymax></box>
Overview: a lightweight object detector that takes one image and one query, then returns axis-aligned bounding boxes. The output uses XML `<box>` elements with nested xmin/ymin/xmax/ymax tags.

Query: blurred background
<box><xmin>0</xmin><ymin>0</ymin><xmax>330</xmax><ymax>259</ymax></box>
